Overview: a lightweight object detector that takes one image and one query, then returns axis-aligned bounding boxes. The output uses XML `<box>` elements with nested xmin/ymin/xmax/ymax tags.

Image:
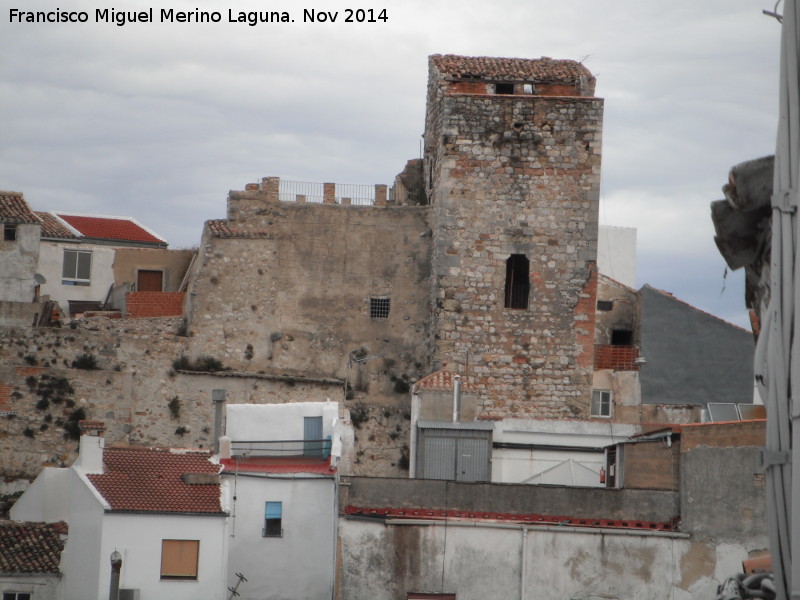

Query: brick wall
<box><xmin>126</xmin><ymin>292</ymin><xmax>185</xmax><ymax>318</ymax></box>
<box><xmin>594</xmin><ymin>345</ymin><xmax>640</xmax><ymax>370</ymax></box>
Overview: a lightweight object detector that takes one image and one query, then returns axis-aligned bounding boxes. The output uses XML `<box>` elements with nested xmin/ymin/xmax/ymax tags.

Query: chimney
<box><xmin>75</xmin><ymin>420</ymin><xmax>105</xmax><ymax>474</ymax></box>
<box><xmin>452</xmin><ymin>375</ymin><xmax>461</xmax><ymax>422</ymax></box>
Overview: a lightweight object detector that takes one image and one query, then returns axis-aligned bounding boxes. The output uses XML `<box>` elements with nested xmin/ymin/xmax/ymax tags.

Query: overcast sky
<box><xmin>1</xmin><ymin>0</ymin><xmax>783</xmax><ymax>327</ymax></box>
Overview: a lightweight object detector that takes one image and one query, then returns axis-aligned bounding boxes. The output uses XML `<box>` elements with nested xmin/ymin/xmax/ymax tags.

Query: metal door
<box><xmin>456</xmin><ymin>437</ymin><xmax>489</xmax><ymax>482</ymax></box>
<box><xmin>303</xmin><ymin>416</ymin><xmax>323</xmax><ymax>456</ymax></box>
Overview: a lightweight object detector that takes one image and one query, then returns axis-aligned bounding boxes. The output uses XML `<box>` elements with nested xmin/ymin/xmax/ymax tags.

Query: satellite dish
<box><xmin>34</xmin><ymin>273</ymin><xmax>46</xmax><ymax>285</ymax></box>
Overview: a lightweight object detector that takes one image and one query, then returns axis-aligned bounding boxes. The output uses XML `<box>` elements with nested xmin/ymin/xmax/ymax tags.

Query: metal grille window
<box><xmin>264</xmin><ymin>501</ymin><xmax>283</xmax><ymax>537</ymax></box>
<box><xmin>62</xmin><ymin>249</ymin><xmax>92</xmax><ymax>286</ymax></box>
<box><xmin>504</xmin><ymin>254</ymin><xmax>530</xmax><ymax>309</ymax></box>
<box><xmin>591</xmin><ymin>390</ymin><xmax>611</xmax><ymax>418</ymax></box>
<box><xmin>370</xmin><ymin>297</ymin><xmax>390</xmax><ymax>319</ymax></box>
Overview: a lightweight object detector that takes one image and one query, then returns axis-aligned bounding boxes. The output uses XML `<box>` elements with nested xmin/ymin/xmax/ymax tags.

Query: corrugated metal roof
<box><xmin>417</xmin><ymin>420</ymin><xmax>494</xmax><ymax>431</ymax></box>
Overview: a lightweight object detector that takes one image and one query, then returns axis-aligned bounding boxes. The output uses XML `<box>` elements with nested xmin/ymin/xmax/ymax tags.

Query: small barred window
<box><xmin>370</xmin><ymin>297</ymin><xmax>390</xmax><ymax>319</ymax></box>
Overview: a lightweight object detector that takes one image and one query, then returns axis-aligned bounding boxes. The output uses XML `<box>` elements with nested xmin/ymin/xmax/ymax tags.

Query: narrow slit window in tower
<box><xmin>504</xmin><ymin>254</ymin><xmax>530</xmax><ymax>309</ymax></box>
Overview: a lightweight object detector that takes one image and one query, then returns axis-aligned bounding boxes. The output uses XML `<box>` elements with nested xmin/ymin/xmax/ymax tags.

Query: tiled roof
<box><xmin>0</xmin><ymin>521</ymin><xmax>67</xmax><ymax>575</ymax></box>
<box><xmin>86</xmin><ymin>447</ymin><xmax>224</xmax><ymax>514</ymax></box>
<box><xmin>413</xmin><ymin>368</ymin><xmax>476</xmax><ymax>393</ymax></box>
<box><xmin>0</xmin><ymin>191</ymin><xmax>41</xmax><ymax>224</ymax></box>
<box><xmin>221</xmin><ymin>456</ymin><xmax>336</xmax><ymax>475</ymax></box>
<box><xmin>206</xmin><ymin>219</ymin><xmax>273</xmax><ymax>239</ymax></box>
<box><xmin>430</xmin><ymin>54</ymin><xmax>593</xmax><ymax>83</ymax></box>
<box><xmin>55</xmin><ymin>213</ymin><xmax>166</xmax><ymax>245</ymax></box>
<box><xmin>35</xmin><ymin>212</ymin><xmax>79</xmax><ymax>239</ymax></box>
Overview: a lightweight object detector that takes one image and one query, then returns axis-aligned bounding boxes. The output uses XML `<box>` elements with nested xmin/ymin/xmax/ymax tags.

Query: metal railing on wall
<box><xmin>279</xmin><ymin>180</ymin><xmax>377</xmax><ymax>205</ymax></box>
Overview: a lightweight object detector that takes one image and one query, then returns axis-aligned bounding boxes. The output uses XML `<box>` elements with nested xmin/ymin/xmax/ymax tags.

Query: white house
<box><xmin>219</xmin><ymin>402</ymin><xmax>341</xmax><ymax>600</ymax></box>
<box><xmin>10</xmin><ymin>422</ymin><xmax>229</xmax><ymax>600</ymax></box>
<box><xmin>0</xmin><ymin>520</ymin><xmax>67</xmax><ymax>600</ymax></box>
<box><xmin>35</xmin><ymin>212</ymin><xmax>167</xmax><ymax>316</ymax></box>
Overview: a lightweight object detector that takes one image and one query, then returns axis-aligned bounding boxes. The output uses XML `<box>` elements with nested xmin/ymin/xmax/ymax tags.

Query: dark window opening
<box><xmin>495</xmin><ymin>83</ymin><xmax>515</xmax><ymax>95</ymax></box>
<box><xmin>3</xmin><ymin>224</ymin><xmax>17</xmax><ymax>241</ymax></box>
<box><xmin>504</xmin><ymin>254</ymin><xmax>530</xmax><ymax>309</ymax></box>
<box><xmin>597</xmin><ymin>300</ymin><xmax>613</xmax><ymax>311</ymax></box>
<box><xmin>264</xmin><ymin>501</ymin><xmax>283</xmax><ymax>537</ymax></box>
<box><xmin>611</xmin><ymin>329</ymin><xmax>634</xmax><ymax>346</ymax></box>
<box><xmin>3</xmin><ymin>594</ymin><xmax>32</xmax><ymax>600</ymax></box>
<box><xmin>370</xmin><ymin>297</ymin><xmax>390</xmax><ymax>319</ymax></box>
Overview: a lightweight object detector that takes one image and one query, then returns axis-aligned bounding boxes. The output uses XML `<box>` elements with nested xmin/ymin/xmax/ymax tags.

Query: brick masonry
<box><xmin>126</xmin><ymin>291</ymin><xmax>186</xmax><ymax>318</ymax></box>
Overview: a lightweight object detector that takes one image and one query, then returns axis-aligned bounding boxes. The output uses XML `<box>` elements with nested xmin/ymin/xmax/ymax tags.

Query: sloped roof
<box><xmin>86</xmin><ymin>447</ymin><xmax>224</xmax><ymax>514</ymax></box>
<box><xmin>430</xmin><ymin>54</ymin><xmax>593</xmax><ymax>84</ymax></box>
<box><xmin>0</xmin><ymin>191</ymin><xmax>41</xmax><ymax>224</ymax></box>
<box><xmin>413</xmin><ymin>368</ymin><xmax>476</xmax><ymax>393</ymax></box>
<box><xmin>54</xmin><ymin>213</ymin><xmax>166</xmax><ymax>245</ymax></box>
<box><xmin>35</xmin><ymin>212</ymin><xmax>79</xmax><ymax>239</ymax></box>
<box><xmin>220</xmin><ymin>455</ymin><xmax>336</xmax><ymax>475</ymax></box>
<box><xmin>0</xmin><ymin>521</ymin><xmax>67</xmax><ymax>575</ymax></box>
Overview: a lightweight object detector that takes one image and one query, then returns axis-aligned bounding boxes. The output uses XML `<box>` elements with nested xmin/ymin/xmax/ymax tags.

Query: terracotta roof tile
<box><xmin>206</xmin><ymin>219</ymin><xmax>272</xmax><ymax>238</ymax></box>
<box><xmin>430</xmin><ymin>54</ymin><xmax>594</xmax><ymax>84</ymax></box>
<box><xmin>0</xmin><ymin>191</ymin><xmax>41</xmax><ymax>224</ymax></box>
<box><xmin>221</xmin><ymin>456</ymin><xmax>336</xmax><ymax>475</ymax></box>
<box><xmin>35</xmin><ymin>212</ymin><xmax>79</xmax><ymax>239</ymax></box>
<box><xmin>413</xmin><ymin>369</ymin><xmax>476</xmax><ymax>393</ymax></box>
<box><xmin>0</xmin><ymin>521</ymin><xmax>67</xmax><ymax>575</ymax></box>
<box><xmin>87</xmin><ymin>447</ymin><xmax>224</xmax><ymax>514</ymax></box>
<box><xmin>55</xmin><ymin>213</ymin><xmax>166</xmax><ymax>245</ymax></box>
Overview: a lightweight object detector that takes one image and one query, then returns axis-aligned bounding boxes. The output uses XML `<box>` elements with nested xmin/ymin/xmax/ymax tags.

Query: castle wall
<box><xmin>186</xmin><ymin>194</ymin><xmax>434</xmax><ymax>406</ymax></box>
<box><xmin>425</xmin><ymin>66</ymin><xmax>604</xmax><ymax>419</ymax></box>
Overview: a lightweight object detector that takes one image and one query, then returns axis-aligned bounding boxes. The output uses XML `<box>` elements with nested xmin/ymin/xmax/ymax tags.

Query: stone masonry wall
<box><xmin>185</xmin><ymin>195</ymin><xmax>434</xmax><ymax>407</ymax></box>
<box><xmin>426</xmin><ymin>79</ymin><xmax>603</xmax><ymax>419</ymax></box>
<box><xmin>0</xmin><ymin>317</ymin><xmax>403</xmax><ymax>481</ymax></box>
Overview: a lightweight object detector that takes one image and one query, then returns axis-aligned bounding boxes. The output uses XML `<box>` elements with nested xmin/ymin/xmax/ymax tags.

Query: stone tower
<box><xmin>424</xmin><ymin>54</ymin><xmax>603</xmax><ymax>418</ymax></box>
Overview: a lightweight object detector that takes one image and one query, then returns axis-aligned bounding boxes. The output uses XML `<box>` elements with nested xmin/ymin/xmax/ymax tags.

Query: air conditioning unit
<box><xmin>119</xmin><ymin>589</ymin><xmax>140</xmax><ymax>600</ymax></box>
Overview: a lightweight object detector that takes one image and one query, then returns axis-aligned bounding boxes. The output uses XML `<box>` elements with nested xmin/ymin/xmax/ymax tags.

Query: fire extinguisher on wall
<box><xmin>600</xmin><ymin>467</ymin><xmax>606</xmax><ymax>484</ymax></box>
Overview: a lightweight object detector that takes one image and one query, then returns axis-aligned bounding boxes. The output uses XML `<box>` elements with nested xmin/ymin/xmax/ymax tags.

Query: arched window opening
<box><xmin>504</xmin><ymin>254</ymin><xmax>530</xmax><ymax>309</ymax></box>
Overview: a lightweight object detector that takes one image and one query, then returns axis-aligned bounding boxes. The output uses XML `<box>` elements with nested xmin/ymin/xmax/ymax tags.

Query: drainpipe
<box><xmin>452</xmin><ymin>375</ymin><xmax>461</xmax><ymax>422</ymax></box>
<box><xmin>519</xmin><ymin>528</ymin><xmax>528</xmax><ymax>600</ymax></box>
<box><xmin>212</xmin><ymin>389</ymin><xmax>225</xmax><ymax>453</ymax></box>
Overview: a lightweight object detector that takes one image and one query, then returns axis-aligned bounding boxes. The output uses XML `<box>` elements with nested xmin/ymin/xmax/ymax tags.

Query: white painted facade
<box><xmin>37</xmin><ymin>240</ymin><xmax>117</xmax><ymax>311</ymax></box>
<box><xmin>338</xmin><ymin>518</ymin><xmax>748</xmax><ymax>600</ymax></box>
<box><xmin>222</xmin><ymin>402</ymin><xmax>340</xmax><ymax>600</ymax></box>
<box><xmin>0</xmin><ymin>222</ymin><xmax>40</xmax><ymax>303</ymax></box>
<box><xmin>598</xmin><ymin>225</ymin><xmax>637</xmax><ymax>289</ymax></box>
<box><xmin>226</xmin><ymin>401</ymin><xmax>340</xmax><ymax>444</ymax></box>
<box><xmin>491</xmin><ymin>419</ymin><xmax>639</xmax><ymax>486</ymax></box>
<box><xmin>223</xmin><ymin>474</ymin><xmax>336</xmax><ymax>600</ymax></box>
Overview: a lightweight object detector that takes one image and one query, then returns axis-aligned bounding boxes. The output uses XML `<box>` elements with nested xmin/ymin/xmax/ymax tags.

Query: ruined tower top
<box><xmin>429</xmin><ymin>54</ymin><xmax>596</xmax><ymax>97</ymax></box>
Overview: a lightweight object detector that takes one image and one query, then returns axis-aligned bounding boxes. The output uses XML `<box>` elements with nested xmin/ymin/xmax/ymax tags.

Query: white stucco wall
<box><xmin>0</xmin><ymin>223</ymin><xmax>40</xmax><ymax>302</ymax></box>
<box><xmin>226</xmin><ymin>402</ymin><xmax>339</xmax><ymax>442</ymax></box>
<box><xmin>491</xmin><ymin>419</ymin><xmax>639</xmax><ymax>486</ymax></box>
<box><xmin>598</xmin><ymin>225</ymin><xmax>637</xmax><ymax>289</ymax></box>
<box><xmin>101</xmin><ymin>513</ymin><xmax>228</xmax><ymax>600</ymax></box>
<box><xmin>339</xmin><ymin>519</ymin><xmax>735</xmax><ymax>600</ymax></box>
<box><xmin>223</xmin><ymin>474</ymin><xmax>336</xmax><ymax>600</ymax></box>
<box><xmin>38</xmin><ymin>241</ymin><xmax>116</xmax><ymax>310</ymax></box>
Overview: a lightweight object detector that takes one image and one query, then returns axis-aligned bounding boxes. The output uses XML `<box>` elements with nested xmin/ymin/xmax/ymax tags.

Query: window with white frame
<box><xmin>61</xmin><ymin>249</ymin><xmax>92</xmax><ymax>286</ymax></box>
<box><xmin>591</xmin><ymin>390</ymin><xmax>611</xmax><ymax>418</ymax></box>
<box><xmin>263</xmin><ymin>501</ymin><xmax>283</xmax><ymax>537</ymax></box>
<box><xmin>4</xmin><ymin>592</ymin><xmax>33</xmax><ymax>600</ymax></box>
